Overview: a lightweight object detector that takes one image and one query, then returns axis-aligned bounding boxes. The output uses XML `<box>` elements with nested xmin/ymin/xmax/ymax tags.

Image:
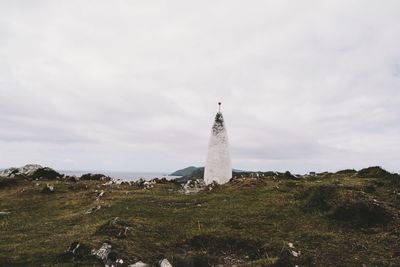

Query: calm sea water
<box><xmin>58</xmin><ymin>170</ymin><xmax>181</xmax><ymax>181</ymax></box>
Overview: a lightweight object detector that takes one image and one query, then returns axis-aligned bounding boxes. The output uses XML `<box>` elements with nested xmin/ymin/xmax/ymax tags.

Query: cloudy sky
<box><xmin>1</xmin><ymin>1</ymin><xmax>400</xmax><ymax>173</ymax></box>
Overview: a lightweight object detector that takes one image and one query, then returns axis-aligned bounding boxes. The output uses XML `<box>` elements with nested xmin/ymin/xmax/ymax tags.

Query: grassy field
<box><xmin>0</xmin><ymin>170</ymin><xmax>399</xmax><ymax>266</ymax></box>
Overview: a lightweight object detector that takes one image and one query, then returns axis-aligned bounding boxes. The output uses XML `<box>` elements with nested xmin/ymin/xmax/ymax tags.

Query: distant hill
<box><xmin>170</xmin><ymin>166</ymin><xmax>198</xmax><ymax>176</ymax></box>
<box><xmin>170</xmin><ymin>166</ymin><xmax>246</xmax><ymax>178</ymax></box>
<box><xmin>171</xmin><ymin>166</ymin><xmax>248</xmax><ymax>183</ymax></box>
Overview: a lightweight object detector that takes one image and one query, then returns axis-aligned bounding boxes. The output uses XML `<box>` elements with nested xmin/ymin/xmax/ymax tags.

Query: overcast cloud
<box><xmin>1</xmin><ymin>0</ymin><xmax>400</xmax><ymax>173</ymax></box>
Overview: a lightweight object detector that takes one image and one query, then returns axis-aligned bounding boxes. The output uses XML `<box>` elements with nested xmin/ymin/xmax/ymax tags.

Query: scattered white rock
<box><xmin>65</xmin><ymin>241</ymin><xmax>83</xmax><ymax>255</ymax></box>
<box><xmin>95</xmin><ymin>190</ymin><xmax>105</xmax><ymax>201</ymax></box>
<box><xmin>42</xmin><ymin>184</ymin><xmax>55</xmax><ymax>194</ymax></box>
<box><xmin>70</xmin><ymin>242</ymin><xmax>80</xmax><ymax>254</ymax></box>
<box><xmin>182</xmin><ymin>179</ymin><xmax>205</xmax><ymax>194</ymax></box>
<box><xmin>290</xmin><ymin>250</ymin><xmax>301</xmax><ymax>257</ymax></box>
<box><xmin>93</xmin><ymin>242</ymin><xmax>112</xmax><ymax>261</ymax></box>
<box><xmin>206</xmin><ymin>181</ymin><xmax>219</xmax><ymax>191</ymax></box>
<box><xmin>118</xmin><ymin>226</ymin><xmax>129</xmax><ymax>237</ymax></box>
<box><xmin>116</xmin><ymin>258</ymin><xmax>124</xmax><ymax>264</ymax></box>
<box><xmin>128</xmin><ymin>261</ymin><xmax>148</xmax><ymax>267</ymax></box>
<box><xmin>0</xmin><ymin>164</ymin><xmax>61</xmax><ymax>179</ymax></box>
<box><xmin>159</xmin><ymin>258</ymin><xmax>173</xmax><ymax>267</ymax></box>
<box><xmin>288</xmin><ymin>242</ymin><xmax>294</xmax><ymax>248</ymax></box>
<box><xmin>85</xmin><ymin>205</ymin><xmax>101</xmax><ymax>214</ymax></box>
<box><xmin>0</xmin><ymin>211</ymin><xmax>11</xmax><ymax>215</ymax></box>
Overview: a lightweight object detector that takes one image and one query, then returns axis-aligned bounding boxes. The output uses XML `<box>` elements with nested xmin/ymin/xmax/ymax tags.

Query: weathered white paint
<box><xmin>204</xmin><ymin>111</ymin><xmax>232</xmax><ymax>184</ymax></box>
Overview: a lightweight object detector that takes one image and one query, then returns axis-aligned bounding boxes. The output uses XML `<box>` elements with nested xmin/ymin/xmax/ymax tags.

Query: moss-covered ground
<box><xmin>0</xmin><ymin>172</ymin><xmax>399</xmax><ymax>266</ymax></box>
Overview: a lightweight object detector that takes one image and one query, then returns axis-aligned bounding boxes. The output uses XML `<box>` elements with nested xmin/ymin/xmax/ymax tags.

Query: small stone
<box><xmin>42</xmin><ymin>184</ymin><xmax>55</xmax><ymax>194</ymax></box>
<box><xmin>85</xmin><ymin>205</ymin><xmax>101</xmax><ymax>214</ymax></box>
<box><xmin>129</xmin><ymin>261</ymin><xmax>148</xmax><ymax>267</ymax></box>
<box><xmin>290</xmin><ymin>250</ymin><xmax>301</xmax><ymax>257</ymax></box>
<box><xmin>60</xmin><ymin>241</ymin><xmax>91</xmax><ymax>260</ymax></box>
<box><xmin>159</xmin><ymin>258</ymin><xmax>173</xmax><ymax>267</ymax></box>
<box><xmin>68</xmin><ymin>241</ymin><xmax>80</xmax><ymax>254</ymax></box>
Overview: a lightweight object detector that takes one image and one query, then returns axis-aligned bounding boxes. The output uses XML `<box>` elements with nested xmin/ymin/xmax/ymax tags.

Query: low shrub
<box><xmin>303</xmin><ymin>185</ymin><xmax>338</xmax><ymax>211</ymax></box>
<box><xmin>358</xmin><ymin>166</ymin><xmax>392</xmax><ymax>178</ymax></box>
<box><xmin>330</xmin><ymin>192</ymin><xmax>393</xmax><ymax>227</ymax></box>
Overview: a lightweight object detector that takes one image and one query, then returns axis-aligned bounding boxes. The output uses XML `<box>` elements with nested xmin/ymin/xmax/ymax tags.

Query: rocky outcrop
<box><xmin>182</xmin><ymin>179</ymin><xmax>206</xmax><ymax>194</ymax></box>
<box><xmin>0</xmin><ymin>164</ymin><xmax>62</xmax><ymax>180</ymax></box>
<box><xmin>80</xmin><ymin>173</ymin><xmax>112</xmax><ymax>181</ymax></box>
<box><xmin>93</xmin><ymin>242</ymin><xmax>112</xmax><ymax>264</ymax></box>
<box><xmin>0</xmin><ymin>164</ymin><xmax>42</xmax><ymax>177</ymax></box>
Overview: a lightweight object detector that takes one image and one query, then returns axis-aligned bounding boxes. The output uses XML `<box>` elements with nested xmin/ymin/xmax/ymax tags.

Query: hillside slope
<box><xmin>0</xmin><ymin>168</ymin><xmax>399</xmax><ymax>266</ymax></box>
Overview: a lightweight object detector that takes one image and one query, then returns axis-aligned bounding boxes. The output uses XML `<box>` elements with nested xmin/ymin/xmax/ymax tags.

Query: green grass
<box><xmin>0</xmin><ymin>173</ymin><xmax>399</xmax><ymax>266</ymax></box>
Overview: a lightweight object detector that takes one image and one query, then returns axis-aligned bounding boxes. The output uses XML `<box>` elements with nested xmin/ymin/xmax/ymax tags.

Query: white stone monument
<box><xmin>204</xmin><ymin>103</ymin><xmax>232</xmax><ymax>184</ymax></box>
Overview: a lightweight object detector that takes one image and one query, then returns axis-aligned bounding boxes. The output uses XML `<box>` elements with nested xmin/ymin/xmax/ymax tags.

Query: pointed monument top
<box><xmin>218</xmin><ymin>102</ymin><xmax>221</xmax><ymax>112</ymax></box>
